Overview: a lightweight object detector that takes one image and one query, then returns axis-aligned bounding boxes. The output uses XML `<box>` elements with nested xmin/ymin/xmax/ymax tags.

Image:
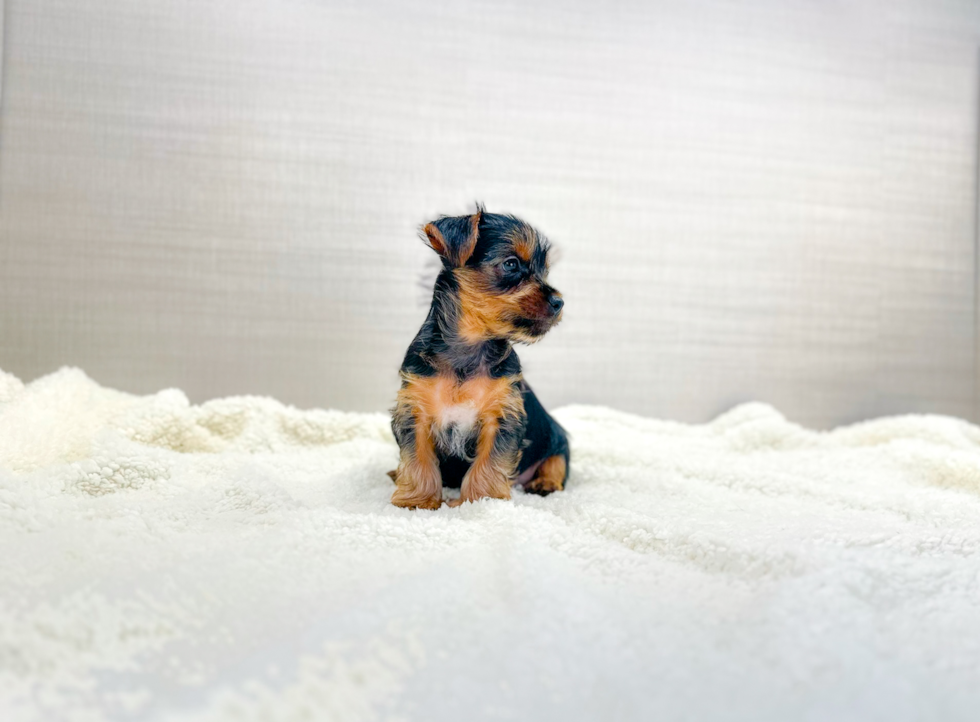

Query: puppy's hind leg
<box><xmin>523</xmin><ymin>453</ymin><xmax>567</xmax><ymax>496</ymax></box>
<box><xmin>517</xmin><ymin>382</ymin><xmax>569</xmax><ymax>496</ymax></box>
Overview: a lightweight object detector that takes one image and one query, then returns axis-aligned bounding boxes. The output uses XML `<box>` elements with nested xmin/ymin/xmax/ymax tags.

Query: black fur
<box><xmin>516</xmin><ymin>381</ymin><xmax>570</xmax><ymax>482</ymax></box>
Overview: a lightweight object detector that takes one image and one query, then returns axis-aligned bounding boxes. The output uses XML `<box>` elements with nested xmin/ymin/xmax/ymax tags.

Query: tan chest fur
<box><xmin>398</xmin><ymin>372</ymin><xmax>523</xmax><ymax>457</ymax></box>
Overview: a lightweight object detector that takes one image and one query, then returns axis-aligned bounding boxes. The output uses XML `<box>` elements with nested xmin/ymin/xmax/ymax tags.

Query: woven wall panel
<box><xmin>0</xmin><ymin>0</ymin><xmax>977</xmax><ymax>426</ymax></box>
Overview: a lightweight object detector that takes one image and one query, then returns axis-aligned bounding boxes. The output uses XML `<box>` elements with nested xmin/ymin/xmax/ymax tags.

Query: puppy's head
<box><xmin>424</xmin><ymin>208</ymin><xmax>563</xmax><ymax>344</ymax></box>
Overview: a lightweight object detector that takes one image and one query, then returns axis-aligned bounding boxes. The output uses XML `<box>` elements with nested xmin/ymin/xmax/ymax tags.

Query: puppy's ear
<box><xmin>422</xmin><ymin>211</ymin><xmax>481</xmax><ymax>267</ymax></box>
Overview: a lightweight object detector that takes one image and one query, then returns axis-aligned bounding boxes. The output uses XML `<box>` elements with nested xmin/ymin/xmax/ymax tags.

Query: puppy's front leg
<box><xmin>391</xmin><ymin>403</ymin><xmax>442</xmax><ymax>510</ymax></box>
<box><xmin>452</xmin><ymin>396</ymin><xmax>525</xmax><ymax>506</ymax></box>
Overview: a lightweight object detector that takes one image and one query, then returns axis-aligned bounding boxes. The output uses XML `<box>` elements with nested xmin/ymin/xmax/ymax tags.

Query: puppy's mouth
<box><xmin>512</xmin><ymin>311</ymin><xmax>561</xmax><ymax>340</ymax></box>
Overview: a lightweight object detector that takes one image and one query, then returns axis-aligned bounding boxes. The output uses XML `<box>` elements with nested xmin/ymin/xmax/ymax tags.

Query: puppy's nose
<box><xmin>549</xmin><ymin>295</ymin><xmax>564</xmax><ymax>313</ymax></box>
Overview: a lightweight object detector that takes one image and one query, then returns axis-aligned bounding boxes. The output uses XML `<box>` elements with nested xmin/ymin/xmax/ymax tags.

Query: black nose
<box><xmin>549</xmin><ymin>295</ymin><xmax>564</xmax><ymax>313</ymax></box>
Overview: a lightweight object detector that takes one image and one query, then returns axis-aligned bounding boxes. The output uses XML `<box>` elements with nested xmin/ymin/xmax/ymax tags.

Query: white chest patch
<box><xmin>435</xmin><ymin>402</ymin><xmax>479</xmax><ymax>458</ymax></box>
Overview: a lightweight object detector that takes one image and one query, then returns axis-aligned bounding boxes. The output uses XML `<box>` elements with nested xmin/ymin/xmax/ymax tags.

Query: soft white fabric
<box><xmin>1</xmin><ymin>367</ymin><xmax>979</xmax><ymax>721</ymax></box>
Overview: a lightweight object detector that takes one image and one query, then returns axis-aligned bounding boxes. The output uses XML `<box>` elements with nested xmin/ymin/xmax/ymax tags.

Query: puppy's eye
<box><xmin>502</xmin><ymin>258</ymin><xmax>520</xmax><ymax>273</ymax></box>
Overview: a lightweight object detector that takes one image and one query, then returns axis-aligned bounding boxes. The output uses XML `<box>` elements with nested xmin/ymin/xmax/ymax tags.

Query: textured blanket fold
<box><xmin>1</xmin><ymin>367</ymin><xmax>979</xmax><ymax>721</ymax></box>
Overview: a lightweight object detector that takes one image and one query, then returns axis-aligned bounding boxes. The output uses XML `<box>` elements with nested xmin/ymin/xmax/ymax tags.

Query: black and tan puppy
<box><xmin>389</xmin><ymin>208</ymin><xmax>569</xmax><ymax>509</ymax></box>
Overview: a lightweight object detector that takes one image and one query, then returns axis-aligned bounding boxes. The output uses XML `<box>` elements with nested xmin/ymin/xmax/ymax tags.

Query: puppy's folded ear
<box><xmin>422</xmin><ymin>211</ymin><xmax>481</xmax><ymax>267</ymax></box>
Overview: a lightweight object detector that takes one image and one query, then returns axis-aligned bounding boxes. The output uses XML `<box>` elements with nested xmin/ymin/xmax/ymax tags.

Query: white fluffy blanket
<box><xmin>2</xmin><ymin>367</ymin><xmax>980</xmax><ymax>721</ymax></box>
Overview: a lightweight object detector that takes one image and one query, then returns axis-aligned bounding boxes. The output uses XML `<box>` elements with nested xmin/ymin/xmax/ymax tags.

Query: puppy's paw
<box><xmin>522</xmin><ymin>455</ymin><xmax>566</xmax><ymax>496</ymax></box>
<box><xmin>390</xmin><ymin>489</ymin><xmax>443</xmax><ymax>510</ymax></box>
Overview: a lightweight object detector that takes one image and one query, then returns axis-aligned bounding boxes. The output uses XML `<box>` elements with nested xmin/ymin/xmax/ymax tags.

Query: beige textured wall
<box><xmin>0</xmin><ymin>1</ymin><xmax>4</xmax><ymax>109</ymax></box>
<box><xmin>0</xmin><ymin>0</ymin><xmax>978</xmax><ymax>427</ymax></box>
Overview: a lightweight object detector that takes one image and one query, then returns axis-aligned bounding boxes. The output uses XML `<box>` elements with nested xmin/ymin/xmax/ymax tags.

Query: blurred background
<box><xmin>0</xmin><ymin>0</ymin><xmax>978</xmax><ymax>428</ymax></box>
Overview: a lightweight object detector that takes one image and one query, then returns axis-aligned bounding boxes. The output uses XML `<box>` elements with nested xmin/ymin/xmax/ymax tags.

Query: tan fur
<box><xmin>423</xmin><ymin>222</ymin><xmax>449</xmax><ymax>258</ymax></box>
<box><xmin>455</xmin><ymin>268</ymin><xmax>548</xmax><ymax>344</ymax></box>
<box><xmin>512</xmin><ymin>233</ymin><xmax>535</xmax><ymax>263</ymax></box>
<box><xmin>390</xmin><ymin>385</ymin><xmax>443</xmax><ymax>509</ymax></box>
<box><xmin>467</xmin><ymin>212</ymin><xmax>481</xmax><ymax>261</ymax></box>
<box><xmin>523</xmin><ymin>454</ymin><xmax>566</xmax><ymax>495</ymax></box>
<box><xmin>448</xmin><ymin>417</ymin><xmax>512</xmax><ymax>506</ymax></box>
<box><xmin>519</xmin><ymin>287</ymin><xmax>558</xmax><ymax>321</ymax></box>
<box><xmin>391</xmin><ymin>372</ymin><xmax>524</xmax><ymax>508</ymax></box>
<box><xmin>450</xmin><ymin>376</ymin><xmax>524</xmax><ymax>506</ymax></box>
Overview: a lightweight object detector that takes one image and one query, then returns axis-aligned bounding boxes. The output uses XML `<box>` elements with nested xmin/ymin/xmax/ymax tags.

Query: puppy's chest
<box><xmin>434</xmin><ymin>401</ymin><xmax>479</xmax><ymax>458</ymax></box>
<box><xmin>416</xmin><ymin>374</ymin><xmax>514</xmax><ymax>458</ymax></box>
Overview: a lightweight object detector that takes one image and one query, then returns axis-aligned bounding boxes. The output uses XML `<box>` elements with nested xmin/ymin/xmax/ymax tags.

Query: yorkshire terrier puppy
<box><xmin>389</xmin><ymin>208</ymin><xmax>569</xmax><ymax>509</ymax></box>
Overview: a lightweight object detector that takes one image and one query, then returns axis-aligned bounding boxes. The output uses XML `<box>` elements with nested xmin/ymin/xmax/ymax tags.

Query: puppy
<box><xmin>389</xmin><ymin>208</ymin><xmax>569</xmax><ymax>508</ymax></box>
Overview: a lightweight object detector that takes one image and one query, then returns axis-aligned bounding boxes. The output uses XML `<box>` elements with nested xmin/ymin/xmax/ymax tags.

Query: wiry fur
<box><xmin>389</xmin><ymin>208</ymin><xmax>570</xmax><ymax>508</ymax></box>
